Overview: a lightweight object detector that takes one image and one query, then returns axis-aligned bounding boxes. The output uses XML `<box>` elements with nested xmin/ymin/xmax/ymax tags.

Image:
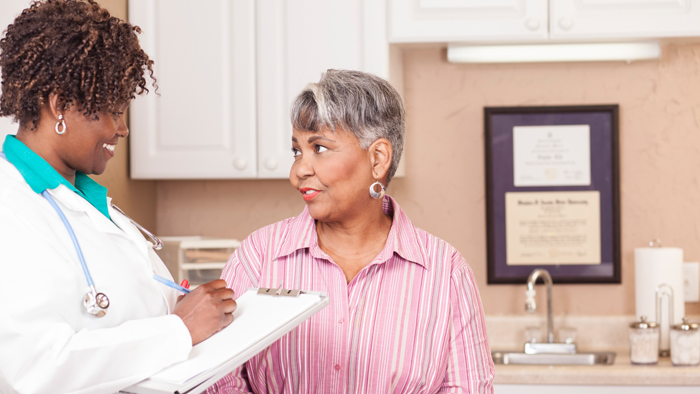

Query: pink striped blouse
<box><xmin>207</xmin><ymin>196</ymin><xmax>494</xmax><ymax>393</ymax></box>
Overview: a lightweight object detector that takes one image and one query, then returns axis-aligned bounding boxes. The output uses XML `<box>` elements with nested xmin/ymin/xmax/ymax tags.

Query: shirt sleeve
<box><xmin>220</xmin><ymin>227</ymin><xmax>266</xmax><ymax>295</ymax></box>
<box><xmin>205</xmin><ymin>231</ymin><xmax>267</xmax><ymax>394</ymax></box>
<box><xmin>439</xmin><ymin>258</ymin><xmax>495</xmax><ymax>394</ymax></box>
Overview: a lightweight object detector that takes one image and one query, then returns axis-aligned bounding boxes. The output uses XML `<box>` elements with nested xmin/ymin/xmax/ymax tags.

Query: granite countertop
<box><xmin>493</xmin><ymin>350</ymin><xmax>700</xmax><ymax>386</ymax></box>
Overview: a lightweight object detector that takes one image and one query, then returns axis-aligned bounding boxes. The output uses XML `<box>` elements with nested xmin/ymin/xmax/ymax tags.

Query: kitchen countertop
<box><xmin>493</xmin><ymin>349</ymin><xmax>700</xmax><ymax>386</ymax></box>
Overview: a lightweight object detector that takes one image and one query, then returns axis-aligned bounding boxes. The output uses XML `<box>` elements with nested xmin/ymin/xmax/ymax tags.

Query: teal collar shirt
<box><xmin>2</xmin><ymin>135</ymin><xmax>111</xmax><ymax>219</ymax></box>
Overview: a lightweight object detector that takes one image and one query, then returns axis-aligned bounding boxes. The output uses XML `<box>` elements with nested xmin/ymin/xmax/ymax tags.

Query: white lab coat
<box><xmin>0</xmin><ymin>157</ymin><xmax>193</xmax><ymax>394</ymax></box>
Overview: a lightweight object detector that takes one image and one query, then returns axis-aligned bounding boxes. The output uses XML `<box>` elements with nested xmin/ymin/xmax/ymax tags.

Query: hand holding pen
<box><xmin>153</xmin><ymin>274</ymin><xmax>191</xmax><ymax>293</ymax></box>
<box><xmin>160</xmin><ymin>275</ymin><xmax>237</xmax><ymax>345</ymax></box>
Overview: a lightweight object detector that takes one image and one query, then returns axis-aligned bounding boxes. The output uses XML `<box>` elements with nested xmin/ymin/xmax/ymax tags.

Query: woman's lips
<box><xmin>300</xmin><ymin>188</ymin><xmax>320</xmax><ymax>201</ymax></box>
<box><xmin>103</xmin><ymin>143</ymin><xmax>115</xmax><ymax>158</ymax></box>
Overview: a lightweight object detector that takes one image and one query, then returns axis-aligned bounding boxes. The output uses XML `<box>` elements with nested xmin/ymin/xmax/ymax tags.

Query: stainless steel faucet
<box><xmin>525</xmin><ymin>269</ymin><xmax>555</xmax><ymax>344</ymax></box>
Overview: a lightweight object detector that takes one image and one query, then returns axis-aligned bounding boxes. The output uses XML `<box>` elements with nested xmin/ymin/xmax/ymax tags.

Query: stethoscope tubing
<box><xmin>0</xmin><ymin>154</ymin><xmax>93</xmax><ymax>286</ymax></box>
<box><xmin>1</xmin><ymin>151</ymin><xmax>162</xmax><ymax>317</ymax></box>
<box><xmin>41</xmin><ymin>190</ymin><xmax>95</xmax><ymax>288</ymax></box>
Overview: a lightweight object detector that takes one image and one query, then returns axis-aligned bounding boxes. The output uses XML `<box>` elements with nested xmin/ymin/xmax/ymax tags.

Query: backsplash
<box><xmin>486</xmin><ymin>315</ymin><xmax>632</xmax><ymax>350</ymax></box>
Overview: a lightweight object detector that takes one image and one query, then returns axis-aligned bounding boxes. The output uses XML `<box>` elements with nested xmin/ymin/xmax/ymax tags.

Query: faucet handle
<box><xmin>525</xmin><ymin>289</ymin><xmax>537</xmax><ymax>313</ymax></box>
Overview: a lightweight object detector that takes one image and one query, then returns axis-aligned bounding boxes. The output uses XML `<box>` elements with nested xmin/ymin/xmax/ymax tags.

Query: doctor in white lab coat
<box><xmin>0</xmin><ymin>1</ymin><xmax>237</xmax><ymax>393</ymax></box>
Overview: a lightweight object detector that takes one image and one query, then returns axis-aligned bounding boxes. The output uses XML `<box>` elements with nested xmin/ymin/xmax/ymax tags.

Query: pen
<box><xmin>153</xmin><ymin>274</ymin><xmax>191</xmax><ymax>294</ymax></box>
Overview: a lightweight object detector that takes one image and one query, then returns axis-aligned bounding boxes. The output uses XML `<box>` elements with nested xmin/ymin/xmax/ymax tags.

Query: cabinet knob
<box><xmin>558</xmin><ymin>17</ymin><xmax>573</xmax><ymax>31</ymax></box>
<box><xmin>525</xmin><ymin>18</ymin><xmax>540</xmax><ymax>31</ymax></box>
<box><xmin>233</xmin><ymin>158</ymin><xmax>247</xmax><ymax>170</ymax></box>
<box><xmin>264</xmin><ymin>158</ymin><xmax>278</xmax><ymax>171</ymax></box>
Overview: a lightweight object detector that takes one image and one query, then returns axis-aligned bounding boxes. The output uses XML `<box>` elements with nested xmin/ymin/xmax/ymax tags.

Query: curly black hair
<box><xmin>0</xmin><ymin>0</ymin><xmax>155</xmax><ymax>128</ymax></box>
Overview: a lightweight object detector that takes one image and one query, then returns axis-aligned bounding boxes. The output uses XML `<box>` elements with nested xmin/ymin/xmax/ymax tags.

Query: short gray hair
<box><xmin>290</xmin><ymin>69</ymin><xmax>405</xmax><ymax>185</ymax></box>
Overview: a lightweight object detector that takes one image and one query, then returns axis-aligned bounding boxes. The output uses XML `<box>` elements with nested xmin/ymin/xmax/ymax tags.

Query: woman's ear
<box><xmin>46</xmin><ymin>93</ymin><xmax>62</xmax><ymax>120</ymax></box>
<box><xmin>368</xmin><ymin>138</ymin><xmax>392</xmax><ymax>183</ymax></box>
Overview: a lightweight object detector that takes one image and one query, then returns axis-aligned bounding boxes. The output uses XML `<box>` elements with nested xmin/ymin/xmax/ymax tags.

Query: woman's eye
<box><xmin>291</xmin><ymin>148</ymin><xmax>301</xmax><ymax>157</ymax></box>
<box><xmin>316</xmin><ymin>145</ymin><xmax>327</xmax><ymax>153</ymax></box>
<box><xmin>113</xmin><ymin>112</ymin><xmax>123</xmax><ymax>118</ymax></box>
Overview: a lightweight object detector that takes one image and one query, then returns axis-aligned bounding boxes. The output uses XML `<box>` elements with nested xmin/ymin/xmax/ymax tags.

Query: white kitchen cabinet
<box><xmin>390</xmin><ymin>0</ymin><xmax>700</xmax><ymax>43</ymax></box>
<box><xmin>128</xmin><ymin>0</ymin><xmax>390</xmax><ymax>179</ymax></box>
<box><xmin>388</xmin><ymin>0</ymin><xmax>549</xmax><ymax>43</ymax></box>
<box><xmin>549</xmin><ymin>0</ymin><xmax>700</xmax><ymax>40</ymax></box>
<box><xmin>128</xmin><ymin>0</ymin><xmax>257</xmax><ymax>179</ymax></box>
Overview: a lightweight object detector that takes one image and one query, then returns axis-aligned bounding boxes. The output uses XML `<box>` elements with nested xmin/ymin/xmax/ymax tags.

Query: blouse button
<box><xmin>334</xmin><ymin>364</ymin><xmax>341</xmax><ymax>371</ymax></box>
<box><xmin>338</xmin><ymin>318</ymin><xmax>344</xmax><ymax>324</ymax></box>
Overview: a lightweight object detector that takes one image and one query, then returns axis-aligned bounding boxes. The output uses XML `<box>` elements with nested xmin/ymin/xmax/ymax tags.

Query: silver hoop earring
<box><xmin>55</xmin><ymin>115</ymin><xmax>66</xmax><ymax>135</ymax></box>
<box><xmin>369</xmin><ymin>180</ymin><xmax>385</xmax><ymax>199</ymax></box>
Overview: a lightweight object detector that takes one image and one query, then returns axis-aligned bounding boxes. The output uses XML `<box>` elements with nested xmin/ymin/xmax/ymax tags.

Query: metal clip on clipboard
<box><xmin>257</xmin><ymin>283</ymin><xmax>303</xmax><ymax>298</ymax></box>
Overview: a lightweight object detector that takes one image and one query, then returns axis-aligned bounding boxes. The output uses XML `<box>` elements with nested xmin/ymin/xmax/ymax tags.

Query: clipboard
<box><xmin>120</xmin><ymin>287</ymin><xmax>329</xmax><ymax>394</ymax></box>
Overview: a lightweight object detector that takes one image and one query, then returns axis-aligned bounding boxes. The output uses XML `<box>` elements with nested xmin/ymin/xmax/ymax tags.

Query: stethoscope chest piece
<box><xmin>84</xmin><ymin>291</ymin><xmax>109</xmax><ymax>318</ymax></box>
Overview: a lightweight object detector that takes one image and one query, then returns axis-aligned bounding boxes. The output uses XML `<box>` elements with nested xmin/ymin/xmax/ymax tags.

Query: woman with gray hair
<box><xmin>209</xmin><ymin>70</ymin><xmax>494</xmax><ymax>393</ymax></box>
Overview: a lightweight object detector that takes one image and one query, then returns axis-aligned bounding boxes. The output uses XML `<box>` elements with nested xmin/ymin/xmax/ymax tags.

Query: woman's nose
<box><xmin>292</xmin><ymin>155</ymin><xmax>314</xmax><ymax>179</ymax></box>
<box><xmin>117</xmin><ymin>117</ymin><xmax>129</xmax><ymax>138</ymax></box>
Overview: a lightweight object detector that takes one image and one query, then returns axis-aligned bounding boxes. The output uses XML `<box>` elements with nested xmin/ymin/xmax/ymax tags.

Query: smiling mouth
<box><xmin>103</xmin><ymin>143</ymin><xmax>115</xmax><ymax>153</ymax></box>
<box><xmin>300</xmin><ymin>188</ymin><xmax>320</xmax><ymax>201</ymax></box>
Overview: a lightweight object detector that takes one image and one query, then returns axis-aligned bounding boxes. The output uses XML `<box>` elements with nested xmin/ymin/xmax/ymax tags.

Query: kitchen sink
<box><xmin>491</xmin><ymin>350</ymin><xmax>616</xmax><ymax>365</ymax></box>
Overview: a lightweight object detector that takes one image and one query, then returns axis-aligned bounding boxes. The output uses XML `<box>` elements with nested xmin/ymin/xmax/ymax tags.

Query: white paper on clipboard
<box><xmin>120</xmin><ymin>288</ymin><xmax>329</xmax><ymax>394</ymax></box>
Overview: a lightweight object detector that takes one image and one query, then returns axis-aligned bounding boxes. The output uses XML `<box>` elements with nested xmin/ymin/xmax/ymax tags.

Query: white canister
<box><xmin>670</xmin><ymin>317</ymin><xmax>700</xmax><ymax>366</ymax></box>
<box><xmin>629</xmin><ymin>316</ymin><xmax>659</xmax><ymax>365</ymax></box>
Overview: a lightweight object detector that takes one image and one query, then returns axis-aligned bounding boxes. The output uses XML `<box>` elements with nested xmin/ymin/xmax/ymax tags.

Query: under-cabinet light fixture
<box><xmin>447</xmin><ymin>42</ymin><xmax>661</xmax><ymax>64</ymax></box>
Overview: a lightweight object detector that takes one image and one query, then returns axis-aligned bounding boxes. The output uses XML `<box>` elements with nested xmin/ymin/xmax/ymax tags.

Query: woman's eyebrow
<box><xmin>307</xmin><ymin>135</ymin><xmax>335</xmax><ymax>144</ymax></box>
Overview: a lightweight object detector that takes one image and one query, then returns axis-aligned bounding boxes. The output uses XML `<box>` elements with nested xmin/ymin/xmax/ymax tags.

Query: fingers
<box><xmin>222</xmin><ymin>299</ymin><xmax>237</xmax><ymax>314</ymax></box>
<box><xmin>222</xmin><ymin>312</ymin><xmax>234</xmax><ymax>329</ymax></box>
<box><xmin>171</xmin><ymin>280</ymin><xmax>236</xmax><ymax>345</ymax></box>
<box><xmin>217</xmin><ymin>287</ymin><xmax>235</xmax><ymax>301</ymax></box>
<box><xmin>205</xmin><ymin>279</ymin><xmax>228</xmax><ymax>289</ymax></box>
<box><xmin>179</xmin><ymin>282</ymin><xmax>234</xmax><ymax>304</ymax></box>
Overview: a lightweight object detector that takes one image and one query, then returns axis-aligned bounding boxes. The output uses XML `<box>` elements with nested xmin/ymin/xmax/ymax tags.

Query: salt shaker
<box><xmin>670</xmin><ymin>317</ymin><xmax>700</xmax><ymax>366</ymax></box>
<box><xmin>629</xmin><ymin>316</ymin><xmax>659</xmax><ymax>365</ymax></box>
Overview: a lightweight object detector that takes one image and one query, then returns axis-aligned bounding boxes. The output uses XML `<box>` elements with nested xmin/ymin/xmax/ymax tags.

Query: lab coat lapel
<box><xmin>50</xmin><ymin>187</ymin><xmax>123</xmax><ymax>236</ymax></box>
<box><xmin>49</xmin><ymin>188</ymin><xmax>150</xmax><ymax>260</ymax></box>
<box><xmin>108</xmin><ymin>199</ymin><xmax>151</xmax><ymax>260</ymax></box>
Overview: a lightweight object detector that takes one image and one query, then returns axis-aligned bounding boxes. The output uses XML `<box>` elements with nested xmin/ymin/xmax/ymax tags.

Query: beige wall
<box><xmin>157</xmin><ymin>43</ymin><xmax>700</xmax><ymax>317</ymax></box>
<box><xmin>90</xmin><ymin>0</ymin><xmax>157</xmax><ymax>230</ymax></box>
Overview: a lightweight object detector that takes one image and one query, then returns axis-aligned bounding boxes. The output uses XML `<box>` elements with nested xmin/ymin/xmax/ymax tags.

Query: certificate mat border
<box><xmin>484</xmin><ymin>105</ymin><xmax>620</xmax><ymax>284</ymax></box>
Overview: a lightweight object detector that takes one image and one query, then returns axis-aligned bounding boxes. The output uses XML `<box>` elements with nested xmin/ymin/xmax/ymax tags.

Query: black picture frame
<box><xmin>485</xmin><ymin>105</ymin><xmax>620</xmax><ymax>284</ymax></box>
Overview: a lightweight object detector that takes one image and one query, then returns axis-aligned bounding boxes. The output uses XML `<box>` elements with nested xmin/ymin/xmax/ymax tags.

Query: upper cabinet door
<box><xmin>128</xmin><ymin>0</ymin><xmax>257</xmax><ymax>179</ymax></box>
<box><xmin>389</xmin><ymin>0</ymin><xmax>549</xmax><ymax>43</ymax></box>
<box><xmin>256</xmin><ymin>0</ymin><xmax>385</xmax><ymax>179</ymax></box>
<box><xmin>550</xmin><ymin>0</ymin><xmax>700</xmax><ymax>40</ymax></box>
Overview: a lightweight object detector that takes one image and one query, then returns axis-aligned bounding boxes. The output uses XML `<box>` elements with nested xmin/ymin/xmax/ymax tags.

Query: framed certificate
<box><xmin>485</xmin><ymin>105</ymin><xmax>620</xmax><ymax>284</ymax></box>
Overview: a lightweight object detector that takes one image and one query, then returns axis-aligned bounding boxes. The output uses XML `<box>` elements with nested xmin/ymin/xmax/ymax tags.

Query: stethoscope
<box><xmin>1</xmin><ymin>151</ymin><xmax>163</xmax><ymax>318</ymax></box>
<box><xmin>41</xmin><ymin>190</ymin><xmax>163</xmax><ymax>318</ymax></box>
